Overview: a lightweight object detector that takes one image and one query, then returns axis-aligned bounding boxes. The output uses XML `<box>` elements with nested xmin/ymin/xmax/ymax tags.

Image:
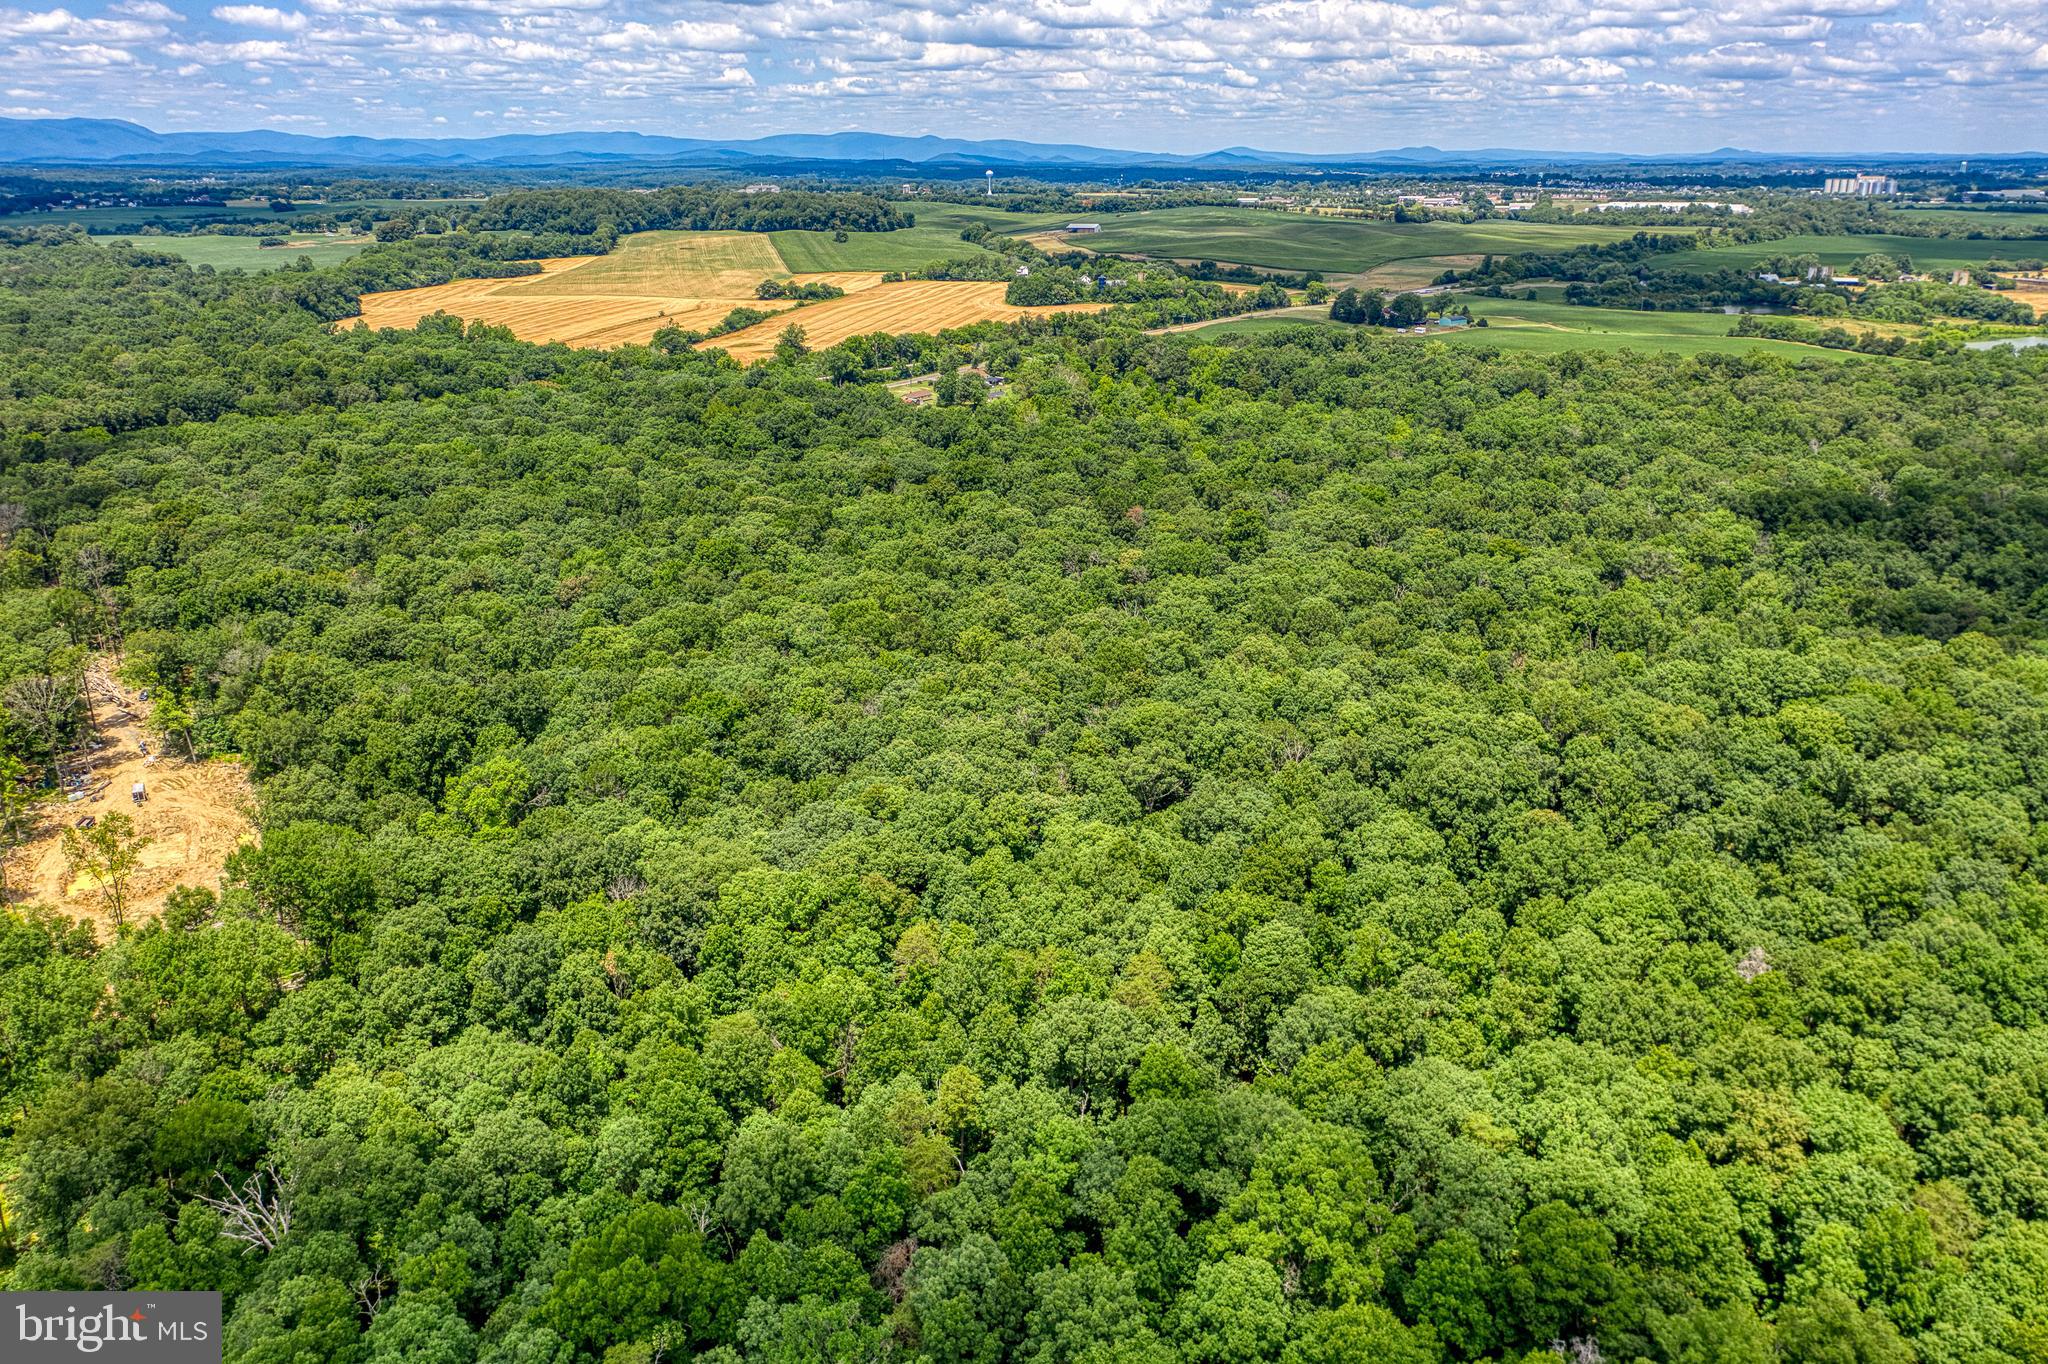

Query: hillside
<box><xmin>4</xmin><ymin>229</ymin><xmax>2048</xmax><ymax>1364</ymax></box>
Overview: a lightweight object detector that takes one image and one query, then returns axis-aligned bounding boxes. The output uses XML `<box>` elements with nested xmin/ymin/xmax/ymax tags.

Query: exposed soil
<box><xmin>3</xmin><ymin>662</ymin><xmax>254</xmax><ymax>934</ymax></box>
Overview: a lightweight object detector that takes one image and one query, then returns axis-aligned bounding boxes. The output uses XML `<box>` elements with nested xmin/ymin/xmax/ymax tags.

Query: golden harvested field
<box><xmin>707</xmin><ymin>281</ymin><xmax>1112</xmax><ymax>361</ymax></box>
<box><xmin>515</xmin><ymin>231</ymin><xmax>784</xmax><ymax>298</ymax></box>
<box><xmin>339</xmin><ymin>238</ymin><xmax>816</xmax><ymax>348</ymax></box>
<box><xmin>336</xmin><ymin>231</ymin><xmax>1096</xmax><ymax>354</ymax></box>
<box><xmin>1021</xmin><ymin>230</ymin><xmax>1095</xmax><ymax>256</ymax></box>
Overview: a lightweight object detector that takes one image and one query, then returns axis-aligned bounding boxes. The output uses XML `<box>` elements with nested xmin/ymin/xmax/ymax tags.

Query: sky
<box><xmin>0</xmin><ymin>0</ymin><xmax>2044</xmax><ymax>154</ymax></box>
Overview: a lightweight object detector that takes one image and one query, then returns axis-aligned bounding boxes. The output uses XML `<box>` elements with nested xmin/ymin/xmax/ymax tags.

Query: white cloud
<box><xmin>0</xmin><ymin>0</ymin><xmax>2034</xmax><ymax>151</ymax></box>
<box><xmin>210</xmin><ymin>5</ymin><xmax>307</xmax><ymax>30</ymax></box>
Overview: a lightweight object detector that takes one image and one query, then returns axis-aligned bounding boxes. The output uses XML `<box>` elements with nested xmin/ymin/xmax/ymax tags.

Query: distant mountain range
<box><xmin>1</xmin><ymin>117</ymin><xmax>2040</xmax><ymax>171</ymax></box>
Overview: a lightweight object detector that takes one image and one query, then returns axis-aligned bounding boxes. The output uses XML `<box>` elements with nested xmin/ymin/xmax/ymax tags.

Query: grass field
<box><xmin>1887</xmin><ymin>207</ymin><xmax>2048</xmax><ymax>232</ymax></box>
<box><xmin>1184</xmin><ymin>298</ymin><xmax>1885</xmax><ymax>363</ymax></box>
<box><xmin>895</xmin><ymin>202</ymin><xmax>1070</xmax><ymax>235</ymax></box>
<box><xmin>5</xmin><ymin>197</ymin><xmax>480</xmax><ymax>233</ymax></box>
<box><xmin>707</xmin><ymin>281</ymin><xmax>1109</xmax><ymax>361</ymax></box>
<box><xmin>1452</xmin><ymin>297</ymin><xmax>1887</xmax><ymax>359</ymax></box>
<box><xmin>1651</xmin><ymin>232</ymin><xmax>2048</xmax><ymax>274</ymax></box>
<box><xmin>999</xmin><ymin>208</ymin><xmax>1669</xmax><ymax>275</ymax></box>
<box><xmin>111</xmin><ymin>233</ymin><xmax>374</xmax><ymax>271</ymax></box>
<box><xmin>771</xmin><ymin>224</ymin><xmax>995</xmax><ymax>272</ymax></box>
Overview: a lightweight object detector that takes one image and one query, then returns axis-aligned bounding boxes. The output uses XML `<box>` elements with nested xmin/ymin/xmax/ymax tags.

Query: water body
<box><xmin>1964</xmin><ymin>336</ymin><xmax>2048</xmax><ymax>350</ymax></box>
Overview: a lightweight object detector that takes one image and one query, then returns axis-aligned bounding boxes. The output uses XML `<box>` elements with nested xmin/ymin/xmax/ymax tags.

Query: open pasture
<box><xmin>1448</xmin><ymin>297</ymin><xmax>1885</xmax><ymax>359</ymax></box>
<box><xmin>1031</xmin><ymin>208</ymin><xmax>1668</xmax><ymax>274</ymax></box>
<box><xmin>1650</xmin><ymin>232</ymin><xmax>2048</xmax><ymax>274</ymax></box>
<box><xmin>4</xmin><ymin>196</ymin><xmax>481</xmax><ymax>233</ymax></box>
<box><xmin>112</xmin><ymin>232</ymin><xmax>373</xmax><ymax>271</ymax></box>
<box><xmin>1182</xmin><ymin>297</ymin><xmax>1887</xmax><ymax>362</ymax></box>
<box><xmin>892</xmin><ymin>202</ymin><xmax>1072</xmax><ymax>235</ymax></box>
<box><xmin>771</xmin><ymin>223</ymin><xmax>997</xmax><ymax>272</ymax></box>
<box><xmin>706</xmin><ymin>280</ymin><xmax>1111</xmax><ymax>361</ymax></box>
<box><xmin>1887</xmin><ymin>206</ymin><xmax>2048</xmax><ymax>232</ymax></box>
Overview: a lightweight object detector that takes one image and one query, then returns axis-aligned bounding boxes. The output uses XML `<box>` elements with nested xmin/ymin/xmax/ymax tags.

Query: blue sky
<box><xmin>1</xmin><ymin>0</ymin><xmax>2043</xmax><ymax>153</ymax></box>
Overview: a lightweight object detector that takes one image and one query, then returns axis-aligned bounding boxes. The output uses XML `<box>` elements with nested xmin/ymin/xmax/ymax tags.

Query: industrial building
<box><xmin>1823</xmin><ymin>174</ymin><xmax>1898</xmax><ymax>196</ymax></box>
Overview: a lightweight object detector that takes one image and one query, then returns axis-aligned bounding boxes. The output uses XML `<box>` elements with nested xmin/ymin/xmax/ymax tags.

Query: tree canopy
<box><xmin>5</xmin><ymin>229</ymin><xmax>2048</xmax><ymax>1364</ymax></box>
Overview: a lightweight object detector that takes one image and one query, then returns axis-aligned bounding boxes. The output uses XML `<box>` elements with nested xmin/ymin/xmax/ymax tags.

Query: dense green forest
<box><xmin>4</xmin><ymin>230</ymin><xmax>2048</xmax><ymax>1364</ymax></box>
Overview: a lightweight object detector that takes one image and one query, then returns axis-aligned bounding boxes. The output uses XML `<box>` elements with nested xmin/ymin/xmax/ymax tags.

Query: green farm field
<box><xmin>892</xmin><ymin>201</ymin><xmax>1072</xmax><ymax>234</ymax></box>
<box><xmin>4</xmin><ymin>197</ymin><xmax>481</xmax><ymax>233</ymax></box>
<box><xmin>1187</xmin><ymin>298</ymin><xmax>1883</xmax><ymax>362</ymax></box>
<box><xmin>110</xmin><ymin>233</ymin><xmax>374</xmax><ymax>271</ymax></box>
<box><xmin>1652</xmin><ymin>231</ymin><xmax>2048</xmax><ymax>274</ymax></box>
<box><xmin>1887</xmin><ymin>206</ymin><xmax>2048</xmax><ymax>232</ymax></box>
<box><xmin>769</xmin><ymin>223</ymin><xmax>996</xmax><ymax>272</ymax></box>
<box><xmin>1028</xmin><ymin>208</ymin><xmax>1670</xmax><ymax>274</ymax></box>
<box><xmin>1447</xmin><ymin>297</ymin><xmax>1885</xmax><ymax>359</ymax></box>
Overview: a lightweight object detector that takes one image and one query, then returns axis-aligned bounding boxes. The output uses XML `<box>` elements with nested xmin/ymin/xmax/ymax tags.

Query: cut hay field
<box><xmin>338</xmin><ymin>229</ymin><xmax>1096</xmax><ymax>354</ymax></box>
<box><xmin>514</xmin><ymin>230</ymin><xmax>785</xmax><ymax>297</ymax></box>
<box><xmin>707</xmin><ymin>281</ymin><xmax>1111</xmax><ymax>362</ymax></box>
<box><xmin>340</xmin><ymin>241</ymin><xmax>811</xmax><ymax>348</ymax></box>
<box><xmin>1020</xmin><ymin>208</ymin><xmax>1669</xmax><ymax>274</ymax></box>
<box><xmin>1650</xmin><ymin>232</ymin><xmax>2048</xmax><ymax>275</ymax></box>
<box><xmin>2008</xmin><ymin>280</ymin><xmax>2048</xmax><ymax>317</ymax></box>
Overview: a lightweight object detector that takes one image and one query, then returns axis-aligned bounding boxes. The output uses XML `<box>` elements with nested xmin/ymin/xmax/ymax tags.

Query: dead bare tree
<box><xmin>74</xmin><ymin>545</ymin><xmax>121</xmax><ymax>648</ymax></box>
<box><xmin>352</xmin><ymin>1266</ymin><xmax>391</xmax><ymax>1322</ymax></box>
<box><xmin>197</xmin><ymin>1164</ymin><xmax>296</xmax><ymax>1251</ymax></box>
<box><xmin>5</xmin><ymin>673</ymin><xmax>77</xmax><ymax>785</ymax></box>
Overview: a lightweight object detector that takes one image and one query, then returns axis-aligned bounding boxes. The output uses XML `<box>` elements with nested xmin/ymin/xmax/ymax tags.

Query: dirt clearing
<box><xmin>4</xmin><ymin>664</ymin><xmax>254</xmax><ymax>935</ymax></box>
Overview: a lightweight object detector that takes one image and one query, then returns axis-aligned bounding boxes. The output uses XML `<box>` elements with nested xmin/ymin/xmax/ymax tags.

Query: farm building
<box><xmin>1065</xmin><ymin>222</ymin><xmax>1101</xmax><ymax>234</ymax></box>
<box><xmin>1590</xmin><ymin>200</ymin><xmax>1755</xmax><ymax>215</ymax></box>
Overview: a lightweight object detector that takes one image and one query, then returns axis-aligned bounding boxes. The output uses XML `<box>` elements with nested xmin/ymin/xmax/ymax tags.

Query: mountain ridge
<box><xmin>1</xmin><ymin>117</ymin><xmax>2041</xmax><ymax>170</ymax></box>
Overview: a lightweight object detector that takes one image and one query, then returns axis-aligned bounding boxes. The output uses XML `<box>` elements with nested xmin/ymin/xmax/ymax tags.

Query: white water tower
<box><xmin>985</xmin><ymin>170</ymin><xmax>994</xmax><ymax>198</ymax></box>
